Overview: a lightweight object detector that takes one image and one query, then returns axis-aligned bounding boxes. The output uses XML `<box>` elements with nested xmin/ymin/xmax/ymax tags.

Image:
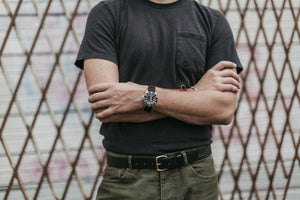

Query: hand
<box><xmin>88</xmin><ymin>82</ymin><xmax>147</xmax><ymax>119</ymax></box>
<box><xmin>194</xmin><ymin>61</ymin><xmax>240</xmax><ymax>93</ymax></box>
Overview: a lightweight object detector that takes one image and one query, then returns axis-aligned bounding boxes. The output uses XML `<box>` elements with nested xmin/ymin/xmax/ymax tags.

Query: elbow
<box><xmin>216</xmin><ymin>94</ymin><xmax>237</xmax><ymax>125</ymax></box>
<box><xmin>217</xmin><ymin>108</ymin><xmax>235</xmax><ymax>125</ymax></box>
<box><xmin>221</xmin><ymin>114</ymin><xmax>234</xmax><ymax>125</ymax></box>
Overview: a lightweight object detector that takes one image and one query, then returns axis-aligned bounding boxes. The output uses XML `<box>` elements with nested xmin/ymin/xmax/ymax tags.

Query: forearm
<box><xmin>154</xmin><ymin>88</ymin><xmax>237</xmax><ymax>125</ymax></box>
<box><xmin>91</xmin><ymin>84</ymin><xmax>237</xmax><ymax>125</ymax></box>
<box><xmin>83</xmin><ymin>59</ymin><xmax>166</xmax><ymax>123</ymax></box>
<box><xmin>96</xmin><ymin>110</ymin><xmax>165</xmax><ymax>123</ymax></box>
<box><xmin>86</xmin><ymin>60</ymin><xmax>239</xmax><ymax>124</ymax></box>
<box><xmin>151</xmin><ymin>61</ymin><xmax>240</xmax><ymax>125</ymax></box>
<box><xmin>89</xmin><ymin>82</ymin><xmax>167</xmax><ymax>122</ymax></box>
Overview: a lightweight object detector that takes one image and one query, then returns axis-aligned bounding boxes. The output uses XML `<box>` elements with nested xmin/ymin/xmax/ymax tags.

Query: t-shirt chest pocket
<box><xmin>175</xmin><ymin>32</ymin><xmax>207</xmax><ymax>83</ymax></box>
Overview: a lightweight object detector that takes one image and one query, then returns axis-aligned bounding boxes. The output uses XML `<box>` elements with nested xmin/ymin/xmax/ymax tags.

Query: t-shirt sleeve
<box><xmin>206</xmin><ymin>12</ymin><xmax>243</xmax><ymax>74</ymax></box>
<box><xmin>74</xmin><ymin>2</ymin><xmax>118</xmax><ymax>69</ymax></box>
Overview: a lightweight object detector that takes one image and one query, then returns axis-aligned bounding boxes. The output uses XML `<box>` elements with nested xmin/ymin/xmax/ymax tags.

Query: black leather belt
<box><xmin>106</xmin><ymin>145</ymin><xmax>211</xmax><ymax>172</ymax></box>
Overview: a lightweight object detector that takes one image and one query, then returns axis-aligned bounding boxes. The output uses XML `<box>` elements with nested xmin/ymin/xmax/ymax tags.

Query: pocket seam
<box><xmin>188</xmin><ymin>164</ymin><xmax>217</xmax><ymax>181</ymax></box>
<box><xmin>102</xmin><ymin>167</ymin><xmax>129</xmax><ymax>183</ymax></box>
<box><xmin>177</xmin><ymin>32</ymin><xmax>207</xmax><ymax>41</ymax></box>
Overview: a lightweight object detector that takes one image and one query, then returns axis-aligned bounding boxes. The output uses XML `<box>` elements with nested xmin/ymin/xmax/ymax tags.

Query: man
<box><xmin>75</xmin><ymin>0</ymin><xmax>243</xmax><ymax>199</ymax></box>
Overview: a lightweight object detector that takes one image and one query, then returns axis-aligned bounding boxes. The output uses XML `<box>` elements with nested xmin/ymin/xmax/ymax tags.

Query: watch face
<box><xmin>143</xmin><ymin>91</ymin><xmax>158</xmax><ymax>107</ymax></box>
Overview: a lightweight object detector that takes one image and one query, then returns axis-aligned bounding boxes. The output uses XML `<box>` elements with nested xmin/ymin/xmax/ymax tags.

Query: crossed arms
<box><xmin>84</xmin><ymin>59</ymin><xmax>240</xmax><ymax>125</ymax></box>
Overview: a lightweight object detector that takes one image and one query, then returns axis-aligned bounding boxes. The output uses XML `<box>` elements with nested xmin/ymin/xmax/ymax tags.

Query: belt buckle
<box><xmin>155</xmin><ymin>155</ymin><xmax>168</xmax><ymax>172</ymax></box>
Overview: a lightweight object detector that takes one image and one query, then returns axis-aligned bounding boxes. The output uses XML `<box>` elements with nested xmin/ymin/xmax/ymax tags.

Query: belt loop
<box><xmin>128</xmin><ymin>155</ymin><xmax>132</xmax><ymax>169</ymax></box>
<box><xmin>181</xmin><ymin>151</ymin><xmax>188</xmax><ymax>165</ymax></box>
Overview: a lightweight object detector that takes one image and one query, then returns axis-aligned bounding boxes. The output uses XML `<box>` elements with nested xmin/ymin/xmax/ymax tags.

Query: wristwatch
<box><xmin>142</xmin><ymin>86</ymin><xmax>158</xmax><ymax>113</ymax></box>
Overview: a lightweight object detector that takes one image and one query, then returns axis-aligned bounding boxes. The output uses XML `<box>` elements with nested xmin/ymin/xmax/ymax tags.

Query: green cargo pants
<box><xmin>96</xmin><ymin>153</ymin><xmax>218</xmax><ymax>200</ymax></box>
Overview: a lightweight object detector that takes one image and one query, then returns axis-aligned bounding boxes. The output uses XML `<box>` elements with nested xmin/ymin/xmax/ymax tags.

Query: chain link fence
<box><xmin>0</xmin><ymin>0</ymin><xmax>299</xmax><ymax>199</ymax></box>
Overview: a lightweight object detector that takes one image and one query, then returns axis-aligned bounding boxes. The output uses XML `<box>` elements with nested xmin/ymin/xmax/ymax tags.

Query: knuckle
<box><xmin>209</xmin><ymin>70</ymin><xmax>217</xmax><ymax>77</ymax></box>
<box><xmin>106</xmin><ymin>109</ymin><xmax>114</xmax><ymax>116</ymax></box>
<box><xmin>107</xmin><ymin>92</ymin><xmax>114</xmax><ymax>98</ymax></box>
<box><xmin>232</xmin><ymin>85</ymin><xmax>237</xmax><ymax>92</ymax></box>
<box><xmin>217</xmin><ymin>61</ymin><xmax>223</xmax><ymax>65</ymax></box>
<box><xmin>90</xmin><ymin>103</ymin><xmax>96</xmax><ymax>110</ymax></box>
<box><xmin>112</xmin><ymin>106</ymin><xmax>120</xmax><ymax>113</ymax></box>
<box><xmin>207</xmin><ymin>68</ymin><xmax>213</xmax><ymax>73</ymax></box>
<box><xmin>211</xmin><ymin>70</ymin><xmax>217</xmax><ymax>75</ymax></box>
<box><xmin>88</xmin><ymin>95</ymin><xmax>94</xmax><ymax>103</ymax></box>
<box><xmin>87</xmin><ymin>88</ymin><xmax>93</xmax><ymax>95</ymax></box>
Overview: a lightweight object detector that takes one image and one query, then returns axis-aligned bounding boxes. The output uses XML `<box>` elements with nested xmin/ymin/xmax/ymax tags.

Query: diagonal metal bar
<box><xmin>27</xmin><ymin>1</ymin><xmax>93</xmax><ymax>196</ymax></box>
<box><xmin>53</xmin><ymin>1</ymin><xmax>104</xmax><ymax>198</ymax></box>
<box><xmin>0</xmin><ymin>0</ymin><xmax>299</xmax><ymax>199</ymax></box>
<box><xmin>31</xmin><ymin>1</ymin><xmax>85</xmax><ymax>198</ymax></box>
<box><xmin>282</xmin><ymin>135</ymin><xmax>300</xmax><ymax>199</ymax></box>
<box><xmin>0</xmin><ymin>0</ymin><xmax>24</xmax><ymax>136</ymax></box>
<box><xmin>0</xmin><ymin>0</ymin><xmax>58</xmax><ymax>199</ymax></box>
<box><xmin>2</xmin><ymin>1</ymin><xmax>54</xmax><ymax>199</ymax></box>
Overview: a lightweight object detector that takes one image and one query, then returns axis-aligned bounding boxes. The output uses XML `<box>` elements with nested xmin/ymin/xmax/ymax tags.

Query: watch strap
<box><xmin>148</xmin><ymin>85</ymin><xmax>155</xmax><ymax>92</ymax></box>
<box><xmin>144</xmin><ymin>106</ymin><xmax>152</xmax><ymax>113</ymax></box>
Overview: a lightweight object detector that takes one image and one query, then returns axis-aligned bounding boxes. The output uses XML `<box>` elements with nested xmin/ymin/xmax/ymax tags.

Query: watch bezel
<box><xmin>142</xmin><ymin>90</ymin><xmax>158</xmax><ymax>107</ymax></box>
<box><xmin>142</xmin><ymin>86</ymin><xmax>158</xmax><ymax>112</ymax></box>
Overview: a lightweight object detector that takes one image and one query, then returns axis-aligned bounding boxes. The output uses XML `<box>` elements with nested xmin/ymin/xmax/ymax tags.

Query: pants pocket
<box><xmin>97</xmin><ymin>168</ymin><xmax>159</xmax><ymax>200</ymax></box>
<box><xmin>184</xmin><ymin>155</ymin><xmax>219</xmax><ymax>200</ymax></box>
<box><xmin>101</xmin><ymin>166</ymin><xmax>129</xmax><ymax>183</ymax></box>
<box><xmin>188</xmin><ymin>155</ymin><xmax>218</xmax><ymax>181</ymax></box>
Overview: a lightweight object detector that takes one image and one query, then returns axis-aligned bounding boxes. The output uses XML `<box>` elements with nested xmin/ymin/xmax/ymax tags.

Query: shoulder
<box><xmin>192</xmin><ymin>1</ymin><xmax>222</xmax><ymax>16</ymax></box>
<box><xmin>88</xmin><ymin>0</ymin><xmax>128</xmax><ymax>23</ymax></box>
<box><xmin>193</xmin><ymin>2</ymin><xmax>233</xmax><ymax>36</ymax></box>
<box><xmin>192</xmin><ymin>1</ymin><xmax>225</xmax><ymax>28</ymax></box>
<box><xmin>91</xmin><ymin>0</ymin><xmax>126</xmax><ymax>13</ymax></box>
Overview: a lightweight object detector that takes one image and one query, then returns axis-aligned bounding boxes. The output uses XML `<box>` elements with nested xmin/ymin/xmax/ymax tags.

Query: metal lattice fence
<box><xmin>0</xmin><ymin>0</ymin><xmax>299</xmax><ymax>199</ymax></box>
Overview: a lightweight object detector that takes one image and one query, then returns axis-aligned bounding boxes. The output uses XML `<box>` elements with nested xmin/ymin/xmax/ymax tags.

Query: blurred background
<box><xmin>0</xmin><ymin>0</ymin><xmax>299</xmax><ymax>199</ymax></box>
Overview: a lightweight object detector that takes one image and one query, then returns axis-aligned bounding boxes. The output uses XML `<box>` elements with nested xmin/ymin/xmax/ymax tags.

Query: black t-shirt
<box><xmin>75</xmin><ymin>0</ymin><xmax>243</xmax><ymax>155</ymax></box>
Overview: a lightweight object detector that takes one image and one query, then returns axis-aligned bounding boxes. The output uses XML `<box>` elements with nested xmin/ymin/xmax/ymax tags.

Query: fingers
<box><xmin>220</xmin><ymin>69</ymin><xmax>240</xmax><ymax>83</ymax></box>
<box><xmin>91</xmin><ymin>99</ymin><xmax>118</xmax><ymax>120</ymax></box>
<box><xmin>88</xmin><ymin>83</ymin><xmax>113</xmax><ymax>95</ymax></box>
<box><xmin>213</xmin><ymin>61</ymin><xmax>237</xmax><ymax>71</ymax></box>
<box><xmin>218</xmin><ymin>84</ymin><xmax>239</xmax><ymax>93</ymax></box>
<box><xmin>95</xmin><ymin>107</ymin><xmax>114</xmax><ymax>120</ymax></box>
<box><xmin>88</xmin><ymin>92</ymin><xmax>107</xmax><ymax>103</ymax></box>
<box><xmin>88</xmin><ymin>83</ymin><xmax>116</xmax><ymax>104</ymax></box>
<box><xmin>222</xmin><ymin>77</ymin><xmax>240</xmax><ymax>89</ymax></box>
<box><xmin>87</xmin><ymin>83</ymin><xmax>119</xmax><ymax>120</ymax></box>
<box><xmin>219</xmin><ymin>77</ymin><xmax>240</xmax><ymax>93</ymax></box>
<box><xmin>90</xmin><ymin>99</ymin><xmax>110</xmax><ymax>111</ymax></box>
<box><xmin>211</xmin><ymin>61</ymin><xmax>241</xmax><ymax>93</ymax></box>
<box><xmin>94</xmin><ymin>109</ymin><xmax>113</xmax><ymax>123</ymax></box>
